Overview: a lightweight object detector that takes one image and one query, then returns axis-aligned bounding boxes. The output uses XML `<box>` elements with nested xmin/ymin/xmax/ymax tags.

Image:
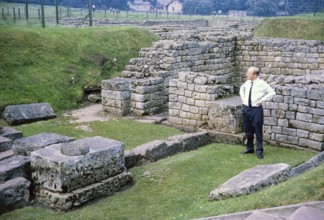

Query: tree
<box><xmin>183</xmin><ymin>0</ymin><xmax>214</xmax><ymax>15</ymax></box>
<box><xmin>246</xmin><ymin>0</ymin><xmax>278</xmax><ymax>16</ymax></box>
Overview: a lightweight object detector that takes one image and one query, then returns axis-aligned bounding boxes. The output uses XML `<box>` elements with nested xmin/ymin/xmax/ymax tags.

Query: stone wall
<box><xmin>263</xmin><ymin>85</ymin><xmax>324</xmax><ymax>151</ymax></box>
<box><xmin>168</xmin><ymin>72</ymin><xmax>236</xmax><ymax>129</ymax></box>
<box><xmin>235</xmin><ymin>37</ymin><xmax>324</xmax><ymax>84</ymax></box>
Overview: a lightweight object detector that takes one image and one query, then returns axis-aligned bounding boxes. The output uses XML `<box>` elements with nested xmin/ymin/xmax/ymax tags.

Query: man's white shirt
<box><xmin>239</xmin><ymin>78</ymin><xmax>276</xmax><ymax>107</ymax></box>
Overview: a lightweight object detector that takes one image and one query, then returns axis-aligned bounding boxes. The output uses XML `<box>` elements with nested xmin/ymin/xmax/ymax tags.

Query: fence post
<box><xmin>38</xmin><ymin>9</ymin><xmax>41</xmax><ymax>19</ymax></box>
<box><xmin>18</xmin><ymin>8</ymin><xmax>21</xmax><ymax>19</ymax></box>
<box><xmin>55</xmin><ymin>0</ymin><xmax>59</xmax><ymax>25</ymax></box>
<box><xmin>40</xmin><ymin>0</ymin><xmax>45</xmax><ymax>28</ymax></box>
<box><xmin>105</xmin><ymin>8</ymin><xmax>107</xmax><ymax>18</ymax></box>
<box><xmin>13</xmin><ymin>7</ymin><xmax>16</xmax><ymax>20</ymax></box>
<box><xmin>25</xmin><ymin>0</ymin><xmax>28</xmax><ymax>20</ymax></box>
<box><xmin>88</xmin><ymin>0</ymin><xmax>93</xmax><ymax>26</ymax></box>
<box><xmin>2</xmin><ymin>8</ymin><xmax>5</xmax><ymax>20</ymax></box>
<box><xmin>7</xmin><ymin>6</ymin><xmax>9</xmax><ymax>17</ymax></box>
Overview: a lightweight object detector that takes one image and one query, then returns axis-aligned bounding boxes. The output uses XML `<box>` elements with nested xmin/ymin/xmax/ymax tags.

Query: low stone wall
<box><xmin>125</xmin><ymin>131</ymin><xmax>211</xmax><ymax>169</ymax></box>
<box><xmin>263</xmin><ymin>85</ymin><xmax>324</xmax><ymax>151</ymax></box>
<box><xmin>142</xmin><ymin>19</ymin><xmax>209</xmax><ymax>27</ymax></box>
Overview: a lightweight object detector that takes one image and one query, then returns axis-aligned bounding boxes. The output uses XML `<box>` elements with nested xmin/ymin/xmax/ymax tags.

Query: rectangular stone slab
<box><xmin>3</xmin><ymin>103</ymin><xmax>56</xmax><ymax>125</ymax></box>
<box><xmin>31</xmin><ymin>136</ymin><xmax>126</xmax><ymax>193</ymax></box>
<box><xmin>0</xmin><ymin>177</ymin><xmax>30</xmax><ymax>214</ymax></box>
<box><xmin>35</xmin><ymin>171</ymin><xmax>132</xmax><ymax>210</ymax></box>
<box><xmin>12</xmin><ymin>133</ymin><xmax>75</xmax><ymax>156</ymax></box>
<box><xmin>0</xmin><ymin>155</ymin><xmax>30</xmax><ymax>183</ymax></box>
<box><xmin>209</xmin><ymin>163</ymin><xmax>291</xmax><ymax>201</ymax></box>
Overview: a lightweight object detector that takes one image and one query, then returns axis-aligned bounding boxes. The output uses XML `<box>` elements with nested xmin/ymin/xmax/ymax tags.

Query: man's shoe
<box><xmin>240</xmin><ymin>150</ymin><xmax>254</xmax><ymax>154</ymax></box>
<box><xmin>257</xmin><ymin>153</ymin><xmax>264</xmax><ymax>159</ymax></box>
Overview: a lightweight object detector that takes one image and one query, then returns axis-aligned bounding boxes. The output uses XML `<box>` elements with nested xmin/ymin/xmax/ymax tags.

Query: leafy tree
<box><xmin>183</xmin><ymin>0</ymin><xmax>214</xmax><ymax>15</ymax></box>
<box><xmin>246</xmin><ymin>0</ymin><xmax>278</xmax><ymax>16</ymax></box>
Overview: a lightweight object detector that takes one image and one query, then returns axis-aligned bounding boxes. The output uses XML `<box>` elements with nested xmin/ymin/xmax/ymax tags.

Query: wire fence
<box><xmin>0</xmin><ymin>1</ymin><xmax>323</xmax><ymax>28</ymax></box>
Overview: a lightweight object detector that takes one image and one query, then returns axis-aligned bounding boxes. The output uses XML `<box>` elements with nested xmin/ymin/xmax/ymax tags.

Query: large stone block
<box><xmin>0</xmin><ymin>177</ymin><xmax>30</xmax><ymax>214</ymax></box>
<box><xmin>31</xmin><ymin>136</ymin><xmax>126</xmax><ymax>193</ymax></box>
<box><xmin>0</xmin><ymin>155</ymin><xmax>30</xmax><ymax>183</ymax></box>
<box><xmin>208</xmin><ymin>96</ymin><xmax>243</xmax><ymax>134</ymax></box>
<box><xmin>209</xmin><ymin>163</ymin><xmax>291</xmax><ymax>201</ymax></box>
<box><xmin>101</xmin><ymin>78</ymin><xmax>131</xmax><ymax>91</ymax></box>
<box><xmin>35</xmin><ymin>171</ymin><xmax>132</xmax><ymax>211</ymax></box>
<box><xmin>12</xmin><ymin>133</ymin><xmax>75</xmax><ymax>156</ymax></box>
<box><xmin>3</xmin><ymin>103</ymin><xmax>56</xmax><ymax>125</ymax></box>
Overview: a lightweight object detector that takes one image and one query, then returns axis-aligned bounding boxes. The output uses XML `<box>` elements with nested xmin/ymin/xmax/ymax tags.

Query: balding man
<box><xmin>239</xmin><ymin>67</ymin><xmax>276</xmax><ymax>159</ymax></box>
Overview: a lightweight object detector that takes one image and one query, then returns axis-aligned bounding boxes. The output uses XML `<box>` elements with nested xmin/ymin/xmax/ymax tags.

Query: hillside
<box><xmin>0</xmin><ymin>26</ymin><xmax>159</xmax><ymax>112</ymax></box>
<box><xmin>254</xmin><ymin>16</ymin><xmax>324</xmax><ymax>41</ymax></box>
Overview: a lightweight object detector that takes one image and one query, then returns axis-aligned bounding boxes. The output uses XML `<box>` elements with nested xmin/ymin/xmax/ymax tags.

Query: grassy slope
<box><xmin>2</xmin><ymin>143</ymin><xmax>318</xmax><ymax>220</ymax></box>
<box><xmin>0</xmin><ymin>26</ymin><xmax>159</xmax><ymax>112</ymax></box>
<box><xmin>254</xmin><ymin>16</ymin><xmax>324</xmax><ymax>41</ymax></box>
<box><xmin>12</xmin><ymin>118</ymin><xmax>183</xmax><ymax>150</ymax></box>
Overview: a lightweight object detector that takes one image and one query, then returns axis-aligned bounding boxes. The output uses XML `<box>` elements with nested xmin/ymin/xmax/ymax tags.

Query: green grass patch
<box><xmin>0</xmin><ymin>26</ymin><xmax>159</xmax><ymax>112</ymax></box>
<box><xmin>254</xmin><ymin>17</ymin><xmax>324</xmax><ymax>40</ymax></box>
<box><xmin>2</xmin><ymin>143</ymin><xmax>318</xmax><ymax>220</ymax></box>
<box><xmin>12</xmin><ymin>118</ymin><xmax>182</xmax><ymax>150</ymax></box>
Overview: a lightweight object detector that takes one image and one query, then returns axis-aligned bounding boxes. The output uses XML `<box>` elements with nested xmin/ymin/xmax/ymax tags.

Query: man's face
<box><xmin>246</xmin><ymin>70</ymin><xmax>257</xmax><ymax>81</ymax></box>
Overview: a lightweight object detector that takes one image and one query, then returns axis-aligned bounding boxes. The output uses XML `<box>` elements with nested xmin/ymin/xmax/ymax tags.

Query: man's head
<box><xmin>246</xmin><ymin>67</ymin><xmax>260</xmax><ymax>81</ymax></box>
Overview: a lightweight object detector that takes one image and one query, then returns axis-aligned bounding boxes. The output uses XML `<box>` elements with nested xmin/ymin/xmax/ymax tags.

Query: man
<box><xmin>239</xmin><ymin>67</ymin><xmax>276</xmax><ymax>159</ymax></box>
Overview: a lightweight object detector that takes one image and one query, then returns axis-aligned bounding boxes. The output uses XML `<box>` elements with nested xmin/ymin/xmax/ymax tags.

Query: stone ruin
<box><xmin>102</xmin><ymin>20</ymin><xmax>324</xmax><ymax>152</ymax></box>
<box><xmin>0</xmin><ymin>131</ymin><xmax>133</xmax><ymax>213</ymax></box>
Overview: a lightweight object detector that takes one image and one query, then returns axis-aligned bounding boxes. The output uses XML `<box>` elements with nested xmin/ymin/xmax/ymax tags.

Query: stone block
<box><xmin>0</xmin><ymin>155</ymin><xmax>30</xmax><ymax>183</ymax></box>
<box><xmin>208</xmin><ymin>96</ymin><xmax>244</xmax><ymax>134</ymax></box>
<box><xmin>12</xmin><ymin>133</ymin><xmax>74</xmax><ymax>156</ymax></box>
<box><xmin>288</xmin><ymin>206</ymin><xmax>324</xmax><ymax>220</ymax></box>
<box><xmin>31</xmin><ymin>136</ymin><xmax>126</xmax><ymax>193</ymax></box>
<box><xmin>307</xmin><ymin>89</ymin><xmax>324</xmax><ymax>101</ymax></box>
<box><xmin>0</xmin><ymin>177</ymin><xmax>30</xmax><ymax>214</ymax></box>
<box><xmin>296</xmin><ymin>113</ymin><xmax>312</xmax><ymax>123</ymax></box>
<box><xmin>209</xmin><ymin>163</ymin><xmax>291</xmax><ymax>201</ymax></box>
<box><xmin>35</xmin><ymin>171</ymin><xmax>132</xmax><ymax>211</ymax></box>
<box><xmin>0</xmin><ymin>136</ymin><xmax>13</xmax><ymax>152</ymax></box>
<box><xmin>290</xmin><ymin>120</ymin><xmax>324</xmax><ymax>133</ymax></box>
<box><xmin>299</xmin><ymin>138</ymin><xmax>324</xmax><ymax>151</ymax></box>
<box><xmin>101</xmin><ymin>78</ymin><xmax>132</xmax><ymax>91</ymax></box>
<box><xmin>4</xmin><ymin>103</ymin><xmax>56</xmax><ymax>125</ymax></box>
<box><xmin>167</xmin><ymin>131</ymin><xmax>210</xmax><ymax>152</ymax></box>
<box><xmin>296</xmin><ymin>129</ymin><xmax>309</xmax><ymax>138</ymax></box>
<box><xmin>0</xmin><ymin>127</ymin><xmax>23</xmax><ymax>140</ymax></box>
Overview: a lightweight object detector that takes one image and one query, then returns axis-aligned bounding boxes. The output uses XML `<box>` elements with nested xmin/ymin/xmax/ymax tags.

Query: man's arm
<box><xmin>260</xmin><ymin>83</ymin><xmax>276</xmax><ymax>103</ymax></box>
<box><xmin>239</xmin><ymin>84</ymin><xmax>245</xmax><ymax>103</ymax></box>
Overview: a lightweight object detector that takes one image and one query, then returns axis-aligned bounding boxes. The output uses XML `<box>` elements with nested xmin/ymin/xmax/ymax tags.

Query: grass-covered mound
<box><xmin>0</xmin><ymin>26</ymin><xmax>159</xmax><ymax>112</ymax></box>
<box><xmin>254</xmin><ymin>16</ymin><xmax>324</xmax><ymax>41</ymax></box>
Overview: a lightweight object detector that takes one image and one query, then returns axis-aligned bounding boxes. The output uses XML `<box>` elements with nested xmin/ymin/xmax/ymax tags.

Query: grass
<box><xmin>4</xmin><ymin>118</ymin><xmax>182</xmax><ymax>150</ymax></box>
<box><xmin>2</xmin><ymin>143</ymin><xmax>319</xmax><ymax>220</ymax></box>
<box><xmin>0</xmin><ymin>26</ymin><xmax>159</xmax><ymax>112</ymax></box>
<box><xmin>254</xmin><ymin>16</ymin><xmax>324</xmax><ymax>40</ymax></box>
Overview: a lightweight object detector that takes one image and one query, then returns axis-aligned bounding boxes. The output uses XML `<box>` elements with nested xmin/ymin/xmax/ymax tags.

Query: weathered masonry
<box><xmin>102</xmin><ymin>21</ymin><xmax>324</xmax><ymax>151</ymax></box>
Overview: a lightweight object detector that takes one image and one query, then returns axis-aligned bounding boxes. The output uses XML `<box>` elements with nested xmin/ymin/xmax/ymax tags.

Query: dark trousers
<box><xmin>243</xmin><ymin>106</ymin><xmax>264</xmax><ymax>154</ymax></box>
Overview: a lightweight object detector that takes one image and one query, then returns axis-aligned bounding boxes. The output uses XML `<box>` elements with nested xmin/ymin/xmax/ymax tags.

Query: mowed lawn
<box><xmin>2</xmin><ymin>140</ymin><xmax>319</xmax><ymax>220</ymax></box>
